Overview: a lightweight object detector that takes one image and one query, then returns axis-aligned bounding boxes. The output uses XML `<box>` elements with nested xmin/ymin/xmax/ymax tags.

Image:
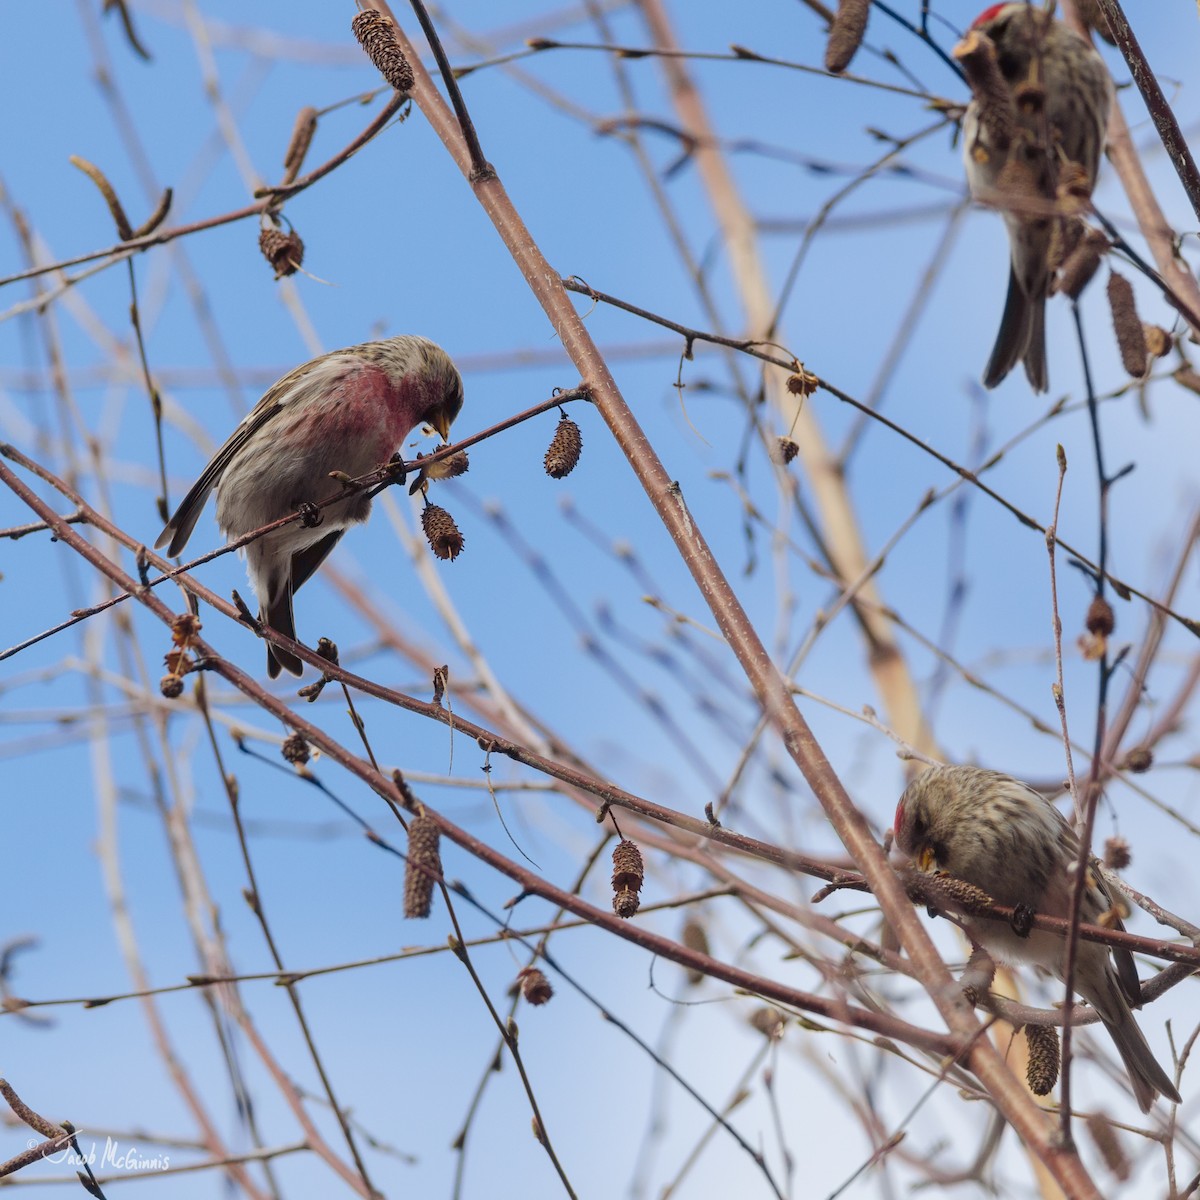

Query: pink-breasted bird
<box><xmin>156</xmin><ymin>335</ymin><xmax>463</xmax><ymax>678</ymax></box>
<box><xmin>894</xmin><ymin>764</ymin><xmax>1180</xmax><ymax>1111</ymax></box>
<box><xmin>962</xmin><ymin>3</ymin><xmax>1112</xmax><ymax>391</ymax></box>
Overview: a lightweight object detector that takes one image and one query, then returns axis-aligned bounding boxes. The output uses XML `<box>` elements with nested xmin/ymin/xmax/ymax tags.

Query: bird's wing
<box><xmin>1049</xmin><ymin>803</ymin><xmax>1142</xmax><ymax>1003</ymax></box>
<box><xmin>155</xmin><ymin>353</ymin><xmax>362</xmax><ymax>556</ymax></box>
<box><xmin>289</xmin><ymin>529</ymin><xmax>345</xmax><ymax>597</ymax></box>
<box><xmin>156</xmin><ymin>400</ymin><xmax>283</xmax><ymax>555</ymax></box>
<box><xmin>1093</xmin><ymin>867</ymin><xmax>1143</xmax><ymax>1006</ymax></box>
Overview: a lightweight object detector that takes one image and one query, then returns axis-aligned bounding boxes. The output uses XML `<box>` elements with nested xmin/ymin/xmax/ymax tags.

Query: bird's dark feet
<box><xmin>1010</xmin><ymin>903</ymin><xmax>1036</xmax><ymax>939</ymax></box>
<box><xmin>231</xmin><ymin>589</ymin><xmax>259</xmax><ymax>627</ymax></box>
<box><xmin>386</xmin><ymin>451</ymin><xmax>407</xmax><ymax>485</ymax></box>
<box><xmin>297</xmin><ymin>500</ymin><xmax>322</xmax><ymax>528</ymax></box>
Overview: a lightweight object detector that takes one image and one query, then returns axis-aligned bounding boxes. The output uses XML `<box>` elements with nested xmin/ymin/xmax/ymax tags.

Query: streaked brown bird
<box><xmin>894</xmin><ymin>764</ymin><xmax>1180</xmax><ymax>1111</ymax></box>
<box><xmin>962</xmin><ymin>4</ymin><xmax>1112</xmax><ymax>391</ymax></box>
<box><xmin>157</xmin><ymin>335</ymin><xmax>463</xmax><ymax>677</ymax></box>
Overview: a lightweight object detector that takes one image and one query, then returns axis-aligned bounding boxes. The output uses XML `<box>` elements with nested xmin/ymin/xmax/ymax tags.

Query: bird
<box><xmin>156</xmin><ymin>335</ymin><xmax>463</xmax><ymax>678</ymax></box>
<box><xmin>894</xmin><ymin>764</ymin><xmax>1181</xmax><ymax>1111</ymax></box>
<box><xmin>960</xmin><ymin>3</ymin><xmax>1112</xmax><ymax>391</ymax></box>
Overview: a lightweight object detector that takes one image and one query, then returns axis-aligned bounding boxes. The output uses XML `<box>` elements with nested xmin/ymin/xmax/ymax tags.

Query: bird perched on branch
<box><xmin>894</xmin><ymin>764</ymin><xmax>1181</xmax><ymax>1111</ymax></box>
<box><xmin>157</xmin><ymin>335</ymin><xmax>463</xmax><ymax>678</ymax></box>
<box><xmin>958</xmin><ymin>3</ymin><xmax>1112</xmax><ymax>391</ymax></box>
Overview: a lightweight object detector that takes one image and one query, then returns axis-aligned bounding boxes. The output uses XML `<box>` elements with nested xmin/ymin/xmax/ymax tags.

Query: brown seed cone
<box><xmin>611</xmin><ymin>839</ymin><xmax>644</xmax><ymax>893</ymax></box>
<box><xmin>404</xmin><ymin>814</ymin><xmax>441</xmax><ymax>918</ymax></box>
<box><xmin>1086</xmin><ymin>595</ymin><xmax>1115</xmax><ymax>637</ymax></box>
<box><xmin>1055</xmin><ymin>227</ymin><xmax>1108</xmax><ymax>299</ymax></box>
<box><xmin>163</xmin><ymin>647</ymin><xmax>190</xmax><ymax>676</ymax></box>
<box><xmin>785</xmin><ymin>369</ymin><xmax>818</xmax><ymax>396</ymax></box>
<box><xmin>1024</xmin><ymin>1023</ymin><xmax>1060</xmax><ymax>1096</ymax></box>
<box><xmin>612</xmin><ymin>839</ymin><xmax>644</xmax><ymax>918</ymax></box>
<box><xmin>824</xmin><ymin>0</ymin><xmax>869</xmax><ymax>74</ymax></box>
<box><xmin>904</xmin><ymin>865</ymin><xmax>994</xmax><ymax>916</ymax></box>
<box><xmin>918</xmin><ymin>870</ymin><xmax>995</xmax><ymax>916</ymax></box>
<box><xmin>544</xmin><ymin>414</ymin><xmax>582</xmax><ymax>479</ymax></box>
<box><xmin>258</xmin><ymin>227</ymin><xmax>304</xmax><ymax>279</ymax></box>
<box><xmin>281</xmin><ymin>732</ymin><xmax>310</xmax><ymax>765</ymax></box>
<box><xmin>518</xmin><ymin>967</ymin><xmax>554</xmax><ymax>1006</ymax></box>
<box><xmin>1107</xmin><ymin>272</ymin><xmax>1148</xmax><ymax>378</ymax></box>
<box><xmin>351</xmin><ymin>10</ymin><xmax>415</xmax><ymax>93</ymax></box>
<box><xmin>613</xmin><ymin>886</ymin><xmax>640</xmax><ymax>918</ymax></box>
<box><xmin>772</xmin><ymin>437</ymin><xmax>799</xmax><ymax>465</ymax></box>
<box><xmin>1121</xmin><ymin>745</ymin><xmax>1152</xmax><ymax>775</ymax></box>
<box><xmin>421</xmin><ymin>503</ymin><xmax>465</xmax><ymax>560</ymax></box>
<box><xmin>1085</xmin><ymin>1112</ymin><xmax>1131</xmax><ymax>1180</ymax></box>
<box><xmin>171</xmin><ymin>612</ymin><xmax>202</xmax><ymax>645</ymax></box>
<box><xmin>159</xmin><ymin>673</ymin><xmax>184</xmax><ymax>699</ymax></box>
<box><xmin>954</xmin><ymin>30</ymin><xmax>1016</xmax><ymax>156</ymax></box>
<box><xmin>1103</xmin><ymin>835</ymin><xmax>1132</xmax><ymax>870</ymax></box>
<box><xmin>422</xmin><ymin>449</ymin><xmax>470</xmax><ymax>481</ymax></box>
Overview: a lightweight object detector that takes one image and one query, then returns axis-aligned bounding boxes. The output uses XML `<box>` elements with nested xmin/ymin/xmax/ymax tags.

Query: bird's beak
<box><xmin>429</xmin><ymin>409</ymin><xmax>453</xmax><ymax>442</ymax></box>
<box><xmin>915</xmin><ymin>845</ymin><xmax>936</xmax><ymax>873</ymax></box>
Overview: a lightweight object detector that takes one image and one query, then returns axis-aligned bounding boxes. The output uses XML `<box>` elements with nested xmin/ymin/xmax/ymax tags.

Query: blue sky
<box><xmin>3</xmin><ymin>3</ymin><xmax>1199</xmax><ymax>1196</ymax></box>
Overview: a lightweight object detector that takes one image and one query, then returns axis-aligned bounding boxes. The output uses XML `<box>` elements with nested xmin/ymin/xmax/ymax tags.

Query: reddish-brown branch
<box><xmin>0</xmin><ymin>453</ymin><xmax>959</xmax><ymax>1063</ymax></box>
<box><xmin>818</xmin><ymin>872</ymin><xmax>1200</xmax><ymax>971</ymax></box>
<box><xmin>1088</xmin><ymin>0</ymin><xmax>1200</xmax><ymax>224</ymax></box>
<box><xmin>313</xmin><ymin>6</ymin><xmax>1102</xmax><ymax>1191</ymax></box>
<box><xmin>0</xmin><ymin>92</ymin><xmax>406</xmax><ymax>291</ymax></box>
<box><xmin>1058</xmin><ymin>0</ymin><xmax>1200</xmax><ymax>340</ymax></box>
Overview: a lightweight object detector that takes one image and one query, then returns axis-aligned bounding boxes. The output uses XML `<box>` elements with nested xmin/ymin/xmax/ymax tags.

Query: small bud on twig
<box><xmin>1142</xmin><ymin>324</ymin><xmax>1171</xmax><ymax>359</ymax></box>
<box><xmin>392</xmin><ymin>768</ymin><xmax>417</xmax><ymax>810</ymax></box>
<box><xmin>681</xmin><ymin>919</ymin><xmax>709</xmax><ymax>985</ymax></box>
<box><xmin>69</xmin><ymin>155</ymin><xmax>134</xmax><ymax>240</ymax></box>
<box><xmin>749</xmin><ymin>1007</ymin><xmax>787</xmax><ymax>1039</ymax></box>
